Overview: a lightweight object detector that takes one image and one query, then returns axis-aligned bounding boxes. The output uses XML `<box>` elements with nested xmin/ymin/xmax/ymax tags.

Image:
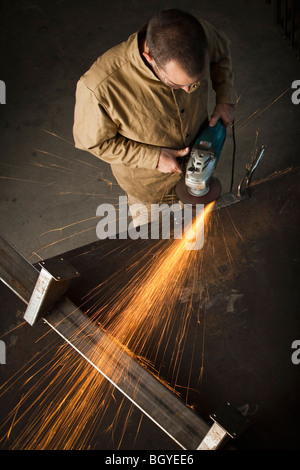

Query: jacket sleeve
<box><xmin>201</xmin><ymin>20</ymin><xmax>237</xmax><ymax>105</ymax></box>
<box><xmin>73</xmin><ymin>79</ymin><xmax>160</xmax><ymax>170</ymax></box>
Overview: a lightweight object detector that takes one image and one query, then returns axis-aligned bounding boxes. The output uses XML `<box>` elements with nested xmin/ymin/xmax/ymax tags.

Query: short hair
<box><xmin>146</xmin><ymin>9</ymin><xmax>208</xmax><ymax>78</ymax></box>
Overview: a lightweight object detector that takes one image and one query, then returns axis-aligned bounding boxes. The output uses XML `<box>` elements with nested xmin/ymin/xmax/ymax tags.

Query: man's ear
<box><xmin>142</xmin><ymin>44</ymin><xmax>154</xmax><ymax>65</ymax></box>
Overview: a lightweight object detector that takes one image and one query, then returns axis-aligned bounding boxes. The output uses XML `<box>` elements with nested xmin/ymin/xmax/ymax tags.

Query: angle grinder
<box><xmin>176</xmin><ymin>120</ymin><xmax>226</xmax><ymax>205</ymax></box>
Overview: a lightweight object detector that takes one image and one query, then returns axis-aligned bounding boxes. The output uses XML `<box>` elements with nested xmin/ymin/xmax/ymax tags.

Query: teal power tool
<box><xmin>176</xmin><ymin>120</ymin><xmax>226</xmax><ymax>205</ymax></box>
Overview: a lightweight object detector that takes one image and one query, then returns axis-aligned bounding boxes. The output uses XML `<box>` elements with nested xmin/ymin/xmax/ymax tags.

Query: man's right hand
<box><xmin>157</xmin><ymin>147</ymin><xmax>190</xmax><ymax>173</ymax></box>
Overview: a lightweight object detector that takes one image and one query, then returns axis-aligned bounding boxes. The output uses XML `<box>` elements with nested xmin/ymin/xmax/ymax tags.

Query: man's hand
<box><xmin>209</xmin><ymin>103</ymin><xmax>234</xmax><ymax>128</ymax></box>
<box><xmin>157</xmin><ymin>147</ymin><xmax>189</xmax><ymax>173</ymax></box>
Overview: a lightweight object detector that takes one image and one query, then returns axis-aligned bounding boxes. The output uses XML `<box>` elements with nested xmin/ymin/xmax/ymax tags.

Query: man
<box><xmin>73</xmin><ymin>9</ymin><xmax>236</xmax><ymax>224</ymax></box>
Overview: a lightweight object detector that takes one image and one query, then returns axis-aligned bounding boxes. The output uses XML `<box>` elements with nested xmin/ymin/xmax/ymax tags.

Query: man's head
<box><xmin>144</xmin><ymin>9</ymin><xmax>208</xmax><ymax>92</ymax></box>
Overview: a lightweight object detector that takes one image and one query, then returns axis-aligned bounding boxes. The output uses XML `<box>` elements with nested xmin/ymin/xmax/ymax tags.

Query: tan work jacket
<box><xmin>73</xmin><ymin>19</ymin><xmax>236</xmax><ymax>203</ymax></box>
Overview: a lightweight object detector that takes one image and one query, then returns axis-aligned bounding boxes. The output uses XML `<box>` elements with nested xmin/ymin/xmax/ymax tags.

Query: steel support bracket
<box><xmin>23</xmin><ymin>257</ymin><xmax>79</xmax><ymax>326</ymax></box>
<box><xmin>197</xmin><ymin>402</ymin><xmax>250</xmax><ymax>450</ymax></box>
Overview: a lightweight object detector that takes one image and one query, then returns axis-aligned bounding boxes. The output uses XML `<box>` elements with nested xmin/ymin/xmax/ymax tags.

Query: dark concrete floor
<box><xmin>0</xmin><ymin>0</ymin><xmax>300</xmax><ymax>452</ymax></box>
<box><xmin>0</xmin><ymin>0</ymin><xmax>299</xmax><ymax>259</ymax></box>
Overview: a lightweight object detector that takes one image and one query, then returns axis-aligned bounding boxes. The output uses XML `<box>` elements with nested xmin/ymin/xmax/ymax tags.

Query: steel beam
<box><xmin>0</xmin><ymin>234</ymin><xmax>215</xmax><ymax>450</ymax></box>
<box><xmin>0</xmin><ymin>234</ymin><xmax>250</xmax><ymax>449</ymax></box>
<box><xmin>0</xmin><ymin>236</ymin><xmax>39</xmax><ymax>304</ymax></box>
<box><xmin>43</xmin><ymin>298</ymin><xmax>211</xmax><ymax>449</ymax></box>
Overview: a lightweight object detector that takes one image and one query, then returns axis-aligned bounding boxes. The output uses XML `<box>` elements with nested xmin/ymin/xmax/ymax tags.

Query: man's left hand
<box><xmin>209</xmin><ymin>103</ymin><xmax>234</xmax><ymax>128</ymax></box>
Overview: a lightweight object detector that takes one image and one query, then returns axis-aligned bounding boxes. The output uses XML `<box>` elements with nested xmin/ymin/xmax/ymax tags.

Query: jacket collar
<box><xmin>129</xmin><ymin>25</ymin><xmax>161</xmax><ymax>82</ymax></box>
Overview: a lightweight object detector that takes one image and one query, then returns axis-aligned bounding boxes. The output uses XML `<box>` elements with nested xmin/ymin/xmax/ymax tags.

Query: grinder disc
<box><xmin>176</xmin><ymin>177</ymin><xmax>222</xmax><ymax>205</ymax></box>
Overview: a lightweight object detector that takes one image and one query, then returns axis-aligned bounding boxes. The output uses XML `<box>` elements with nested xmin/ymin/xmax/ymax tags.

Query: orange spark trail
<box><xmin>0</xmin><ymin>203</ymin><xmax>215</xmax><ymax>450</ymax></box>
<box><xmin>233</xmin><ymin>88</ymin><xmax>289</xmax><ymax>133</ymax></box>
<box><xmin>90</xmin><ymin>202</ymin><xmax>215</xmax><ymax>383</ymax></box>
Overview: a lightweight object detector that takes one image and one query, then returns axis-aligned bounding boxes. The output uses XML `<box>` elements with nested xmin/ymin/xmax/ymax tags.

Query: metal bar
<box><xmin>298</xmin><ymin>7</ymin><xmax>300</xmax><ymax>59</ymax></box>
<box><xmin>213</xmin><ymin>191</ymin><xmax>249</xmax><ymax>211</ymax></box>
<box><xmin>0</xmin><ymin>235</ymin><xmax>39</xmax><ymax>304</ymax></box>
<box><xmin>278</xmin><ymin>0</ymin><xmax>282</xmax><ymax>25</ymax></box>
<box><xmin>291</xmin><ymin>0</ymin><xmax>296</xmax><ymax>48</ymax></box>
<box><xmin>0</xmin><ymin>234</ymin><xmax>212</xmax><ymax>450</ymax></box>
<box><xmin>44</xmin><ymin>298</ymin><xmax>211</xmax><ymax>450</ymax></box>
<box><xmin>273</xmin><ymin>0</ymin><xmax>300</xmax><ymax>60</ymax></box>
<box><xmin>274</xmin><ymin>0</ymin><xmax>281</xmax><ymax>25</ymax></box>
<box><xmin>24</xmin><ymin>258</ymin><xmax>79</xmax><ymax>325</ymax></box>
<box><xmin>284</xmin><ymin>0</ymin><xmax>288</xmax><ymax>37</ymax></box>
<box><xmin>197</xmin><ymin>423</ymin><xmax>228</xmax><ymax>450</ymax></box>
<box><xmin>237</xmin><ymin>145</ymin><xmax>266</xmax><ymax>198</ymax></box>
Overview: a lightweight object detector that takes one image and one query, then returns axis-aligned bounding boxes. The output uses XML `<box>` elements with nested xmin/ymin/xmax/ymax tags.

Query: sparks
<box><xmin>1</xmin><ymin>203</ymin><xmax>216</xmax><ymax>450</ymax></box>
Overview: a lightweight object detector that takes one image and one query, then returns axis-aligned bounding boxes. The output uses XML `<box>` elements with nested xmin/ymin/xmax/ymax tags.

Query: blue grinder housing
<box><xmin>176</xmin><ymin>119</ymin><xmax>226</xmax><ymax>205</ymax></box>
<box><xmin>194</xmin><ymin>120</ymin><xmax>226</xmax><ymax>161</ymax></box>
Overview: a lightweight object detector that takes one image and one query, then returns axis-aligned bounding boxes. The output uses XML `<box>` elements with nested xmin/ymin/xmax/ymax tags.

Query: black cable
<box><xmin>230</xmin><ymin>118</ymin><xmax>236</xmax><ymax>193</ymax></box>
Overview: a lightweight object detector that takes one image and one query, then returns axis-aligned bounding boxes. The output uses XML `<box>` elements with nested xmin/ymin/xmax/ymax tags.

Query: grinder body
<box><xmin>176</xmin><ymin>120</ymin><xmax>226</xmax><ymax>204</ymax></box>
